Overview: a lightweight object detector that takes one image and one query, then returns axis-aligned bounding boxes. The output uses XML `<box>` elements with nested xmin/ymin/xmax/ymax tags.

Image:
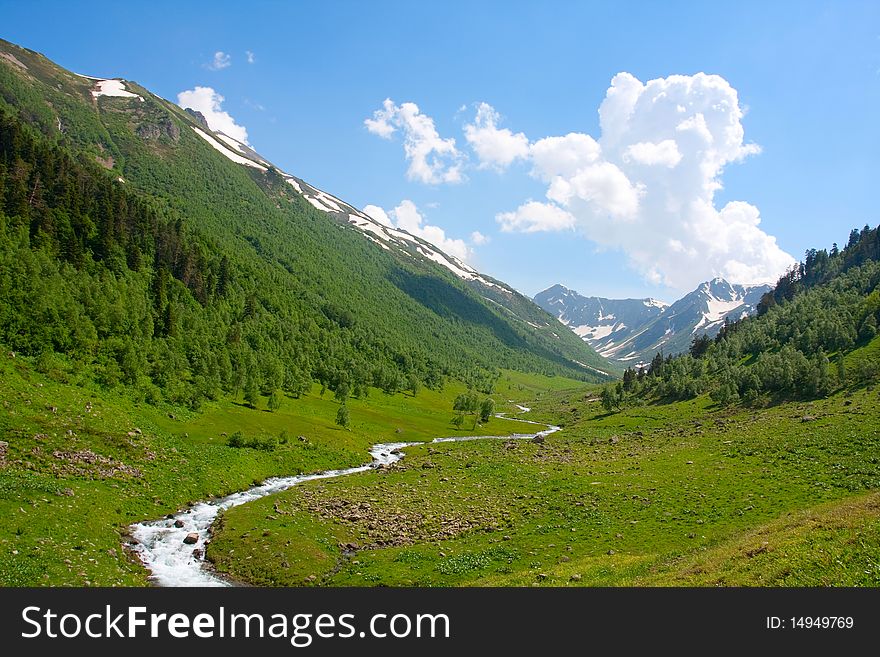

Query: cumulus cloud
<box><xmin>496</xmin><ymin>200</ymin><xmax>576</xmax><ymax>233</ymax></box>
<box><xmin>529</xmin><ymin>133</ymin><xmax>602</xmax><ymax>181</ymax></box>
<box><xmin>363</xmin><ymin>200</ymin><xmax>474</xmax><ymax>261</ymax></box>
<box><xmin>364</xmin><ymin>99</ymin><xmax>463</xmax><ymax>184</ymax></box>
<box><xmin>177</xmin><ymin>86</ymin><xmax>250</xmax><ymax>144</ymax></box>
<box><xmin>624</xmin><ymin>139</ymin><xmax>682</xmax><ymax>167</ymax></box>
<box><xmin>245</xmin><ymin>50</ymin><xmax>255</xmax><ymax>64</ymax></box>
<box><xmin>494</xmin><ymin>72</ymin><xmax>793</xmax><ymax>290</ymax></box>
<box><xmin>470</xmin><ymin>230</ymin><xmax>490</xmax><ymax>245</ymax></box>
<box><xmin>464</xmin><ymin>102</ymin><xmax>530</xmax><ymax>170</ymax></box>
<box><xmin>361</xmin><ymin>204</ymin><xmax>393</xmax><ymax>227</ymax></box>
<box><xmin>207</xmin><ymin>51</ymin><xmax>231</xmax><ymax>70</ymax></box>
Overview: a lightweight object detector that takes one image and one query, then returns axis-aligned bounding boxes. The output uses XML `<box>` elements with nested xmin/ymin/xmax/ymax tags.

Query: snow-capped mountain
<box><xmin>173</xmin><ymin>96</ymin><xmax>614</xmax><ymax>377</ymax></box>
<box><xmin>179</xmin><ymin>110</ymin><xmax>508</xmax><ymax>291</ymax></box>
<box><xmin>534</xmin><ymin>285</ymin><xmax>668</xmax><ymax>359</ymax></box>
<box><xmin>535</xmin><ymin>278</ymin><xmax>771</xmax><ymax>365</ymax></box>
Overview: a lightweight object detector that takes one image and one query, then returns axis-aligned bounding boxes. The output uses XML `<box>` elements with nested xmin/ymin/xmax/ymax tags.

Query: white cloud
<box><xmin>546</xmin><ymin>161</ymin><xmax>642</xmax><ymax>219</ymax></box>
<box><xmin>495</xmin><ymin>72</ymin><xmax>793</xmax><ymax>290</ymax></box>
<box><xmin>177</xmin><ymin>86</ymin><xmax>250</xmax><ymax>145</ymax></box>
<box><xmin>364</xmin><ymin>200</ymin><xmax>476</xmax><ymax>261</ymax></box>
<box><xmin>496</xmin><ymin>201</ymin><xmax>576</xmax><ymax>233</ymax></box>
<box><xmin>364</xmin><ymin>99</ymin><xmax>463</xmax><ymax>184</ymax></box>
<box><xmin>362</xmin><ymin>204</ymin><xmax>393</xmax><ymax>227</ymax></box>
<box><xmin>245</xmin><ymin>50</ymin><xmax>255</xmax><ymax>64</ymax></box>
<box><xmin>529</xmin><ymin>133</ymin><xmax>602</xmax><ymax>182</ymax></box>
<box><xmin>624</xmin><ymin>139</ymin><xmax>682</xmax><ymax>167</ymax></box>
<box><xmin>470</xmin><ymin>230</ymin><xmax>490</xmax><ymax>245</ymax></box>
<box><xmin>207</xmin><ymin>51</ymin><xmax>231</xmax><ymax>70</ymax></box>
<box><xmin>464</xmin><ymin>102</ymin><xmax>530</xmax><ymax>170</ymax></box>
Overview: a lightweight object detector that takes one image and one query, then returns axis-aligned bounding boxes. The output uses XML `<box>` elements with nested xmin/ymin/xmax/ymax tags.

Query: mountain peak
<box><xmin>535</xmin><ymin>278</ymin><xmax>771</xmax><ymax>365</ymax></box>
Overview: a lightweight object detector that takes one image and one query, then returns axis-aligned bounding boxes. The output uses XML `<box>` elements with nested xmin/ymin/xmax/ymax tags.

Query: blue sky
<box><xmin>2</xmin><ymin>0</ymin><xmax>878</xmax><ymax>301</ymax></box>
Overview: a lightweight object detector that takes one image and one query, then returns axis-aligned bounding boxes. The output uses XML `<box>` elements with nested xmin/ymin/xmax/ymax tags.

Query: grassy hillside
<box><xmin>207</xmin><ymin>355</ymin><xmax>880</xmax><ymax>586</ymax></box>
<box><xmin>0</xmin><ymin>353</ymin><xmax>554</xmax><ymax>586</ymax></box>
<box><xmin>0</xmin><ymin>37</ymin><xmax>612</xmax><ymax>406</ymax></box>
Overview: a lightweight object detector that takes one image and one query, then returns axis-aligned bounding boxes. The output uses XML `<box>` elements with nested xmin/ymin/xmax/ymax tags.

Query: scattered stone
<box><xmin>536</xmin><ymin>573</ymin><xmax>548</xmax><ymax>580</ymax></box>
<box><xmin>174</xmin><ymin>520</ymin><xmax>185</xmax><ymax>528</ymax></box>
<box><xmin>801</xmin><ymin>415</ymin><xmax>816</xmax><ymax>423</ymax></box>
<box><xmin>395</xmin><ymin>428</ymin><xmax>402</xmax><ymax>434</ymax></box>
<box><xmin>183</xmin><ymin>533</ymin><xmax>199</xmax><ymax>545</ymax></box>
<box><xmin>607</xmin><ymin>549</ymin><xmax>615</xmax><ymax>555</ymax></box>
<box><xmin>687</xmin><ymin>533</ymin><xmax>696</xmax><ymax>539</ymax></box>
<box><xmin>306</xmin><ymin>574</ymin><xmax>317</xmax><ymax>582</ymax></box>
<box><xmin>609</xmin><ymin>436</ymin><xmax>620</xmax><ymax>444</ymax></box>
<box><xmin>559</xmin><ymin>555</ymin><xmax>570</xmax><ymax>563</ymax></box>
<box><xmin>58</xmin><ymin>488</ymin><xmax>75</xmax><ymax>497</ymax></box>
<box><xmin>570</xmin><ymin>574</ymin><xmax>582</xmax><ymax>582</ymax></box>
<box><xmin>168</xmin><ymin>413</ymin><xmax>175</xmax><ymax>420</ymax></box>
<box><xmin>686</xmin><ymin>460</ymin><xmax>694</xmax><ymax>465</ymax></box>
<box><xmin>192</xmin><ymin>548</ymin><xmax>203</xmax><ymax>559</ymax></box>
<box><xmin>532</xmin><ymin>435</ymin><xmax>545</xmax><ymax>444</ymax></box>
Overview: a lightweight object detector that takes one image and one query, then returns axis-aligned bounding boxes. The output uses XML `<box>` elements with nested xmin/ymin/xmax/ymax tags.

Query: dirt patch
<box><xmin>94</xmin><ymin>154</ymin><xmax>114</xmax><ymax>169</ymax></box>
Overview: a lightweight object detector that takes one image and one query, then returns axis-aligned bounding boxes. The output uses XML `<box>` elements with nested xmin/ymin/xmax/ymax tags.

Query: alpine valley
<box><xmin>1</xmin><ymin>37</ymin><xmax>879</xmax><ymax>591</ymax></box>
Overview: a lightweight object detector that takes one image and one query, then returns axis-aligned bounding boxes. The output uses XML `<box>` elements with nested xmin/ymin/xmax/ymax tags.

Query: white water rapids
<box><xmin>129</xmin><ymin>412</ymin><xmax>559</xmax><ymax>586</ymax></box>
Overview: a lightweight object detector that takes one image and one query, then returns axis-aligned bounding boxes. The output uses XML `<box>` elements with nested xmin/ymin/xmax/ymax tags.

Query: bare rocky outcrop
<box><xmin>136</xmin><ymin>117</ymin><xmax>180</xmax><ymax>142</ymax></box>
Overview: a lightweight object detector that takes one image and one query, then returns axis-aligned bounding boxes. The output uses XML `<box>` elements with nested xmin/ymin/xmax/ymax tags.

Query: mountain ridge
<box><xmin>535</xmin><ymin>278</ymin><xmax>771</xmax><ymax>365</ymax></box>
<box><xmin>0</xmin><ymin>36</ymin><xmax>615</xmax><ymax>408</ymax></box>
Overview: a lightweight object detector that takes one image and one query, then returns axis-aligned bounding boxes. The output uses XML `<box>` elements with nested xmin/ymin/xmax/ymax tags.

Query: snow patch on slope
<box><xmin>191</xmin><ymin>127</ymin><xmax>267</xmax><ymax>170</ymax></box>
<box><xmin>91</xmin><ymin>79</ymin><xmax>143</xmax><ymax>101</ymax></box>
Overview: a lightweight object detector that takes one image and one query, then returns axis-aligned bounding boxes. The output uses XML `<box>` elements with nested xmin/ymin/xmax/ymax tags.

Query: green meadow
<box><xmin>208</xmin><ymin>377</ymin><xmax>880</xmax><ymax>587</ymax></box>
<box><xmin>0</xmin><ymin>354</ymin><xmax>546</xmax><ymax>586</ymax></box>
<box><xmin>3</xmin><ymin>347</ymin><xmax>878</xmax><ymax>588</ymax></box>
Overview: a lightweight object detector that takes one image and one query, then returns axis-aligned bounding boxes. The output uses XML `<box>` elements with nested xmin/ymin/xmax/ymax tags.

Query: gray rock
<box><xmin>184</xmin><ymin>108</ymin><xmax>210</xmax><ymax>130</ymax></box>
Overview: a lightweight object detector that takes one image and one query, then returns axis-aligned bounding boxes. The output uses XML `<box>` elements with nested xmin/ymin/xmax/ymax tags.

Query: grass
<box><xmin>0</xmin><ymin>356</ymin><xmax>550</xmax><ymax>586</ymax></box>
<box><xmin>3</xmin><ymin>349</ymin><xmax>878</xmax><ymax>588</ymax></box>
<box><xmin>208</xmin><ymin>382</ymin><xmax>880</xmax><ymax>587</ymax></box>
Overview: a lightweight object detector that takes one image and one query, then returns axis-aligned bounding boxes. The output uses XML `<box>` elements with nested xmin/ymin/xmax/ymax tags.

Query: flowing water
<box><xmin>129</xmin><ymin>414</ymin><xmax>558</xmax><ymax>587</ymax></box>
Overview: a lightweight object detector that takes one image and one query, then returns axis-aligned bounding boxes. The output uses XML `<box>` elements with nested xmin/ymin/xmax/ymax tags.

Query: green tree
<box><xmin>335</xmin><ymin>404</ymin><xmax>350</xmax><ymax>429</ymax></box>
<box><xmin>267</xmin><ymin>389</ymin><xmax>282</xmax><ymax>412</ymax></box>
<box><xmin>601</xmin><ymin>386</ymin><xmax>617</xmax><ymax>412</ymax></box>
<box><xmin>479</xmin><ymin>398</ymin><xmax>495</xmax><ymax>423</ymax></box>
<box><xmin>243</xmin><ymin>371</ymin><xmax>260</xmax><ymax>408</ymax></box>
